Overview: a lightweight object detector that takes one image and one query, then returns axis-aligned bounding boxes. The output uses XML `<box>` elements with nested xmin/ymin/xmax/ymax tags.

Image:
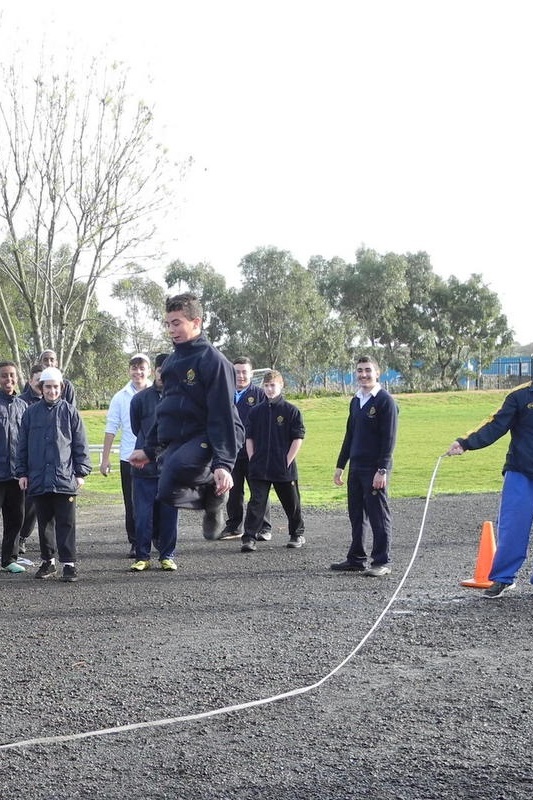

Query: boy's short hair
<box><xmin>233</xmin><ymin>356</ymin><xmax>252</xmax><ymax>367</ymax></box>
<box><xmin>29</xmin><ymin>364</ymin><xmax>43</xmax><ymax>377</ymax></box>
<box><xmin>154</xmin><ymin>353</ymin><xmax>169</xmax><ymax>369</ymax></box>
<box><xmin>0</xmin><ymin>360</ymin><xmax>17</xmax><ymax>370</ymax></box>
<box><xmin>165</xmin><ymin>293</ymin><xmax>203</xmax><ymax>321</ymax></box>
<box><xmin>262</xmin><ymin>370</ymin><xmax>284</xmax><ymax>385</ymax></box>
<box><xmin>356</xmin><ymin>355</ymin><xmax>380</xmax><ymax>370</ymax></box>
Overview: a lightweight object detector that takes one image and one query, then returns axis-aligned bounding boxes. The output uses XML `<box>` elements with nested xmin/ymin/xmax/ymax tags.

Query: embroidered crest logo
<box><xmin>368</xmin><ymin>406</ymin><xmax>376</xmax><ymax>417</ymax></box>
<box><xmin>200</xmin><ymin>442</ymin><xmax>208</xmax><ymax>449</ymax></box>
<box><xmin>276</xmin><ymin>415</ymin><xmax>284</xmax><ymax>425</ymax></box>
<box><xmin>247</xmin><ymin>396</ymin><xmax>255</xmax><ymax>405</ymax></box>
<box><xmin>186</xmin><ymin>369</ymin><xmax>196</xmax><ymax>385</ymax></box>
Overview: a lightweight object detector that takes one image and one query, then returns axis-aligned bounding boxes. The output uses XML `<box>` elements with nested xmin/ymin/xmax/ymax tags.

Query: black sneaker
<box><xmin>241</xmin><ymin>537</ymin><xmax>257</xmax><ymax>552</ymax></box>
<box><xmin>483</xmin><ymin>581</ymin><xmax>516</xmax><ymax>599</ymax></box>
<box><xmin>330</xmin><ymin>560</ymin><xmax>366</xmax><ymax>572</ymax></box>
<box><xmin>287</xmin><ymin>535</ymin><xmax>305</xmax><ymax>549</ymax></box>
<box><xmin>202</xmin><ymin>487</ymin><xmax>226</xmax><ymax>540</ymax></box>
<box><xmin>35</xmin><ymin>561</ymin><xmax>57</xmax><ymax>579</ymax></box>
<box><xmin>61</xmin><ymin>565</ymin><xmax>79</xmax><ymax>583</ymax></box>
<box><xmin>219</xmin><ymin>527</ymin><xmax>242</xmax><ymax>540</ymax></box>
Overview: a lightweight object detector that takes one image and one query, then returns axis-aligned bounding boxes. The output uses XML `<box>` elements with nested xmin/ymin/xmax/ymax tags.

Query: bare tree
<box><xmin>0</xmin><ymin>55</ymin><xmax>177</xmax><ymax>373</ymax></box>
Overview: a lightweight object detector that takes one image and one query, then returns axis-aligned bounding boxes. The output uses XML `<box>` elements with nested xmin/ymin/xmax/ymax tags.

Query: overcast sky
<box><xmin>1</xmin><ymin>1</ymin><xmax>531</xmax><ymax>342</ymax></box>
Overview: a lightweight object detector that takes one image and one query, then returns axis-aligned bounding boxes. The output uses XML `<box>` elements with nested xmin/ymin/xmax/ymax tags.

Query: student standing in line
<box><xmin>16</xmin><ymin>367</ymin><xmax>92</xmax><ymax>582</ymax></box>
<box><xmin>129</xmin><ymin>353</ymin><xmax>179</xmax><ymax>572</ymax></box>
<box><xmin>0</xmin><ymin>361</ymin><xmax>27</xmax><ymax>574</ymax></box>
<box><xmin>220</xmin><ymin>357</ymin><xmax>271</xmax><ymax>540</ymax></box>
<box><xmin>100</xmin><ymin>354</ymin><xmax>151</xmax><ymax>557</ymax></box>
<box><xmin>18</xmin><ymin>364</ymin><xmax>43</xmax><ymax>555</ymax></box>
<box><xmin>240</xmin><ymin>370</ymin><xmax>305</xmax><ymax>553</ymax></box>
<box><xmin>330</xmin><ymin>355</ymin><xmax>398</xmax><ymax>577</ymax></box>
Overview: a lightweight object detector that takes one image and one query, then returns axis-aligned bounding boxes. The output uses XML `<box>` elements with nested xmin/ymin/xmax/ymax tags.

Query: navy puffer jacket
<box><xmin>15</xmin><ymin>399</ymin><xmax>92</xmax><ymax>495</ymax></box>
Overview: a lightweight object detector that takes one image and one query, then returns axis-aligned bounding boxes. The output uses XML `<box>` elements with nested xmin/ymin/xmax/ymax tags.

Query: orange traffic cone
<box><xmin>460</xmin><ymin>521</ymin><xmax>496</xmax><ymax>589</ymax></box>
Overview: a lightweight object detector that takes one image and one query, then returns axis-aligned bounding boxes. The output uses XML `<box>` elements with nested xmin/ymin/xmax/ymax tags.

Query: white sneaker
<box><xmin>365</xmin><ymin>565</ymin><xmax>391</xmax><ymax>577</ymax></box>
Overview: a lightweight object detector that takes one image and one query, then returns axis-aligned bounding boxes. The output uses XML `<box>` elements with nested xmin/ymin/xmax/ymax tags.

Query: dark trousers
<box><xmin>346</xmin><ymin>466</ymin><xmax>392</xmax><ymax>567</ymax></box>
<box><xmin>244</xmin><ymin>479</ymin><xmax>304</xmax><ymax>539</ymax></box>
<box><xmin>132</xmin><ymin>475</ymin><xmax>179</xmax><ymax>560</ymax></box>
<box><xmin>20</xmin><ymin>494</ymin><xmax>37</xmax><ymax>539</ymax></box>
<box><xmin>33</xmin><ymin>493</ymin><xmax>77</xmax><ymax>563</ymax></box>
<box><xmin>156</xmin><ymin>436</ymin><xmax>214</xmax><ymax>506</ymax></box>
<box><xmin>20</xmin><ymin>494</ymin><xmax>59</xmax><ymax>546</ymax></box>
<box><xmin>225</xmin><ymin>458</ymin><xmax>271</xmax><ymax>533</ymax></box>
<box><xmin>0</xmin><ymin>479</ymin><xmax>24</xmax><ymax>567</ymax></box>
<box><xmin>120</xmin><ymin>460</ymin><xmax>135</xmax><ymax>544</ymax></box>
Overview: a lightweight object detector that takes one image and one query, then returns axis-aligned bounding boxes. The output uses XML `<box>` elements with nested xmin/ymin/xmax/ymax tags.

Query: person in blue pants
<box><xmin>129</xmin><ymin>353</ymin><xmax>178</xmax><ymax>572</ymax></box>
<box><xmin>447</xmin><ymin>379</ymin><xmax>533</xmax><ymax>599</ymax></box>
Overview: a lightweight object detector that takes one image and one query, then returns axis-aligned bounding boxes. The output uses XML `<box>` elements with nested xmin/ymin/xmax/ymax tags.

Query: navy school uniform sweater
<box><xmin>234</xmin><ymin>383</ymin><xmax>266</xmax><ymax>461</ymax></box>
<box><xmin>457</xmin><ymin>381</ymin><xmax>533</xmax><ymax>478</ymax></box>
<box><xmin>336</xmin><ymin>388</ymin><xmax>398</xmax><ymax>472</ymax></box>
<box><xmin>144</xmin><ymin>333</ymin><xmax>244</xmax><ymax>472</ymax></box>
<box><xmin>130</xmin><ymin>384</ymin><xmax>163</xmax><ymax>479</ymax></box>
<box><xmin>246</xmin><ymin>395</ymin><xmax>305</xmax><ymax>482</ymax></box>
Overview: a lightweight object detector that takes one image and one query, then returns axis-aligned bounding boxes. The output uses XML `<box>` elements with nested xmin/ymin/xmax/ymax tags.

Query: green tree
<box><xmin>428</xmin><ymin>274</ymin><xmax>513</xmax><ymax>388</ymax></box>
<box><xmin>111</xmin><ymin>270</ymin><xmax>168</xmax><ymax>354</ymax></box>
<box><xmin>308</xmin><ymin>254</ymin><xmax>362</xmax><ymax>390</ymax></box>
<box><xmin>381</xmin><ymin>251</ymin><xmax>439</xmax><ymax>391</ymax></box>
<box><xmin>339</xmin><ymin>247</ymin><xmax>410</xmax><ymax>347</ymax></box>
<box><xmin>235</xmin><ymin>247</ymin><xmax>331</xmax><ymax>376</ymax></box>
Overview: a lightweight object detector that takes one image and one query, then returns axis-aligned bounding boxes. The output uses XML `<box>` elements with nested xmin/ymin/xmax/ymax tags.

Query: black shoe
<box><xmin>128</xmin><ymin>545</ymin><xmax>137</xmax><ymax>558</ymax></box>
<box><xmin>61</xmin><ymin>565</ymin><xmax>79</xmax><ymax>582</ymax></box>
<box><xmin>287</xmin><ymin>535</ymin><xmax>305</xmax><ymax>548</ymax></box>
<box><xmin>18</xmin><ymin>538</ymin><xmax>27</xmax><ymax>555</ymax></box>
<box><xmin>330</xmin><ymin>560</ymin><xmax>366</xmax><ymax>572</ymax></box>
<box><xmin>257</xmin><ymin>530</ymin><xmax>272</xmax><ymax>541</ymax></box>
<box><xmin>35</xmin><ymin>561</ymin><xmax>57</xmax><ymax>579</ymax></box>
<box><xmin>202</xmin><ymin>486</ymin><xmax>226</xmax><ymax>540</ymax></box>
<box><xmin>483</xmin><ymin>581</ymin><xmax>516</xmax><ymax>599</ymax></box>
<box><xmin>241</xmin><ymin>537</ymin><xmax>257</xmax><ymax>552</ymax></box>
<box><xmin>219</xmin><ymin>527</ymin><xmax>242</xmax><ymax>540</ymax></box>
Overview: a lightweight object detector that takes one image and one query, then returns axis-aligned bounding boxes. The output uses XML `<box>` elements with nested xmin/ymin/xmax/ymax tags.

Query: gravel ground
<box><xmin>2</xmin><ymin>492</ymin><xmax>533</xmax><ymax>800</ymax></box>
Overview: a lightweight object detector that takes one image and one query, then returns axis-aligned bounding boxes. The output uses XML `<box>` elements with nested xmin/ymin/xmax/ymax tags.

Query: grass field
<box><xmin>80</xmin><ymin>389</ymin><xmax>511</xmax><ymax>509</ymax></box>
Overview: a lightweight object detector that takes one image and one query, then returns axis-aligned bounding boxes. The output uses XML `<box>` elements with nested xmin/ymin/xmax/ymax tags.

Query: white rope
<box><xmin>0</xmin><ymin>456</ymin><xmax>443</xmax><ymax>752</ymax></box>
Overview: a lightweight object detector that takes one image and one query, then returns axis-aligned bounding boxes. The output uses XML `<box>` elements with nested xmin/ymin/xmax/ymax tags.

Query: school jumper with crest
<box><xmin>143</xmin><ymin>333</ymin><xmax>244</xmax><ymax>510</ymax></box>
<box><xmin>243</xmin><ymin>394</ymin><xmax>306</xmax><ymax>542</ymax></box>
<box><xmin>336</xmin><ymin>386</ymin><xmax>398</xmax><ymax>568</ymax></box>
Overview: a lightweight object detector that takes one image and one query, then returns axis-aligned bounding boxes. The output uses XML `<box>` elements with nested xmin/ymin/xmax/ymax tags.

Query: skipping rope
<box><xmin>0</xmin><ymin>456</ymin><xmax>444</xmax><ymax>752</ymax></box>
